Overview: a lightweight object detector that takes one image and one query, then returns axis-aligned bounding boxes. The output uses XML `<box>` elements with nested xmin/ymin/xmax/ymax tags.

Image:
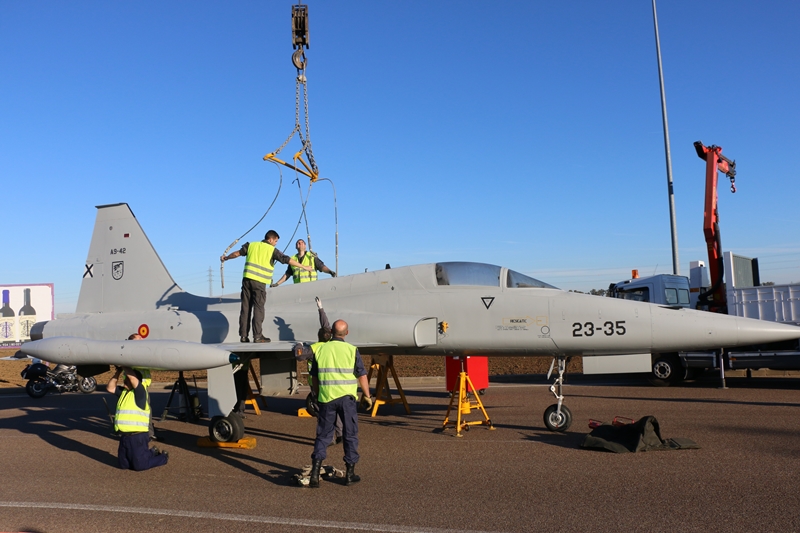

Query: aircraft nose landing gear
<box><xmin>543</xmin><ymin>356</ymin><xmax>573</xmax><ymax>432</ymax></box>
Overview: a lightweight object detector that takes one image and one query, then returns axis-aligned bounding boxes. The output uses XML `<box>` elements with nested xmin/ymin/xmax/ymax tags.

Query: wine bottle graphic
<box><xmin>0</xmin><ymin>290</ymin><xmax>16</xmax><ymax>344</ymax></box>
<box><xmin>18</xmin><ymin>288</ymin><xmax>36</xmax><ymax>341</ymax></box>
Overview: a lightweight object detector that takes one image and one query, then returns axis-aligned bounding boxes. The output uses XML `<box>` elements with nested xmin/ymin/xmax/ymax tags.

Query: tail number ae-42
<box><xmin>572</xmin><ymin>321</ymin><xmax>626</xmax><ymax>337</ymax></box>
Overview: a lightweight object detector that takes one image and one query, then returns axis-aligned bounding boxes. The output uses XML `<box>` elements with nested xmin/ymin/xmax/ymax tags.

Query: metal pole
<box><xmin>652</xmin><ymin>0</ymin><xmax>680</xmax><ymax>275</ymax></box>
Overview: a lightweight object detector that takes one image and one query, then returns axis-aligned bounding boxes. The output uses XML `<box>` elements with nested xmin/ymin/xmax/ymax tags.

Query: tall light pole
<box><xmin>652</xmin><ymin>0</ymin><xmax>680</xmax><ymax>275</ymax></box>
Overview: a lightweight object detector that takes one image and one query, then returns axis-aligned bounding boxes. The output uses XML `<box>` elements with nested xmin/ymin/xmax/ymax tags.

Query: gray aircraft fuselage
<box><xmin>22</xmin><ymin>203</ymin><xmax>800</xmax><ymax>426</ymax></box>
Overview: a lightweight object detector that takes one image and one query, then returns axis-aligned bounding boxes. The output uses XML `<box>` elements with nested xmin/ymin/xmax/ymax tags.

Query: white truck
<box><xmin>583</xmin><ymin>252</ymin><xmax>800</xmax><ymax>383</ymax></box>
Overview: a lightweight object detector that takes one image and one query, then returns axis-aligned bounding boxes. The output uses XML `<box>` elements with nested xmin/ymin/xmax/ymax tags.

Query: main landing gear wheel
<box><xmin>208</xmin><ymin>413</ymin><xmax>245</xmax><ymax>443</ymax></box>
<box><xmin>543</xmin><ymin>404</ymin><xmax>573</xmax><ymax>432</ymax></box>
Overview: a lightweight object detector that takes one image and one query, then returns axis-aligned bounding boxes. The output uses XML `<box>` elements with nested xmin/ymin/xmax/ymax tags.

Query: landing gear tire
<box><xmin>652</xmin><ymin>354</ymin><xmax>685</xmax><ymax>386</ymax></box>
<box><xmin>26</xmin><ymin>380</ymin><xmax>48</xmax><ymax>399</ymax></box>
<box><xmin>209</xmin><ymin>414</ymin><xmax>245</xmax><ymax>443</ymax></box>
<box><xmin>543</xmin><ymin>404</ymin><xmax>572</xmax><ymax>432</ymax></box>
<box><xmin>79</xmin><ymin>376</ymin><xmax>97</xmax><ymax>394</ymax></box>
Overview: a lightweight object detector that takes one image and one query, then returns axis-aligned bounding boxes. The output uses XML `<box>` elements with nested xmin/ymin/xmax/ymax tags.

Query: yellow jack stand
<box><xmin>244</xmin><ymin>364</ymin><xmax>267</xmax><ymax>415</ymax></box>
<box><xmin>442</xmin><ymin>364</ymin><xmax>494</xmax><ymax>437</ymax></box>
<box><xmin>366</xmin><ymin>355</ymin><xmax>410</xmax><ymax>417</ymax></box>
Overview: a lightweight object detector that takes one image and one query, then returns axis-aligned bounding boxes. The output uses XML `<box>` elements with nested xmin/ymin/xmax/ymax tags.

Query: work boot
<box><xmin>309</xmin><ymin>459</ymin><xmax>322</xmax><ymax>488</ymax></box>
<box><xmin>345</xmin><ymin>463</ymin><xmax>361</xmax><ymax>486</ymax></box>
<box><xmin>239</xmin><ymin>336</ymin><xmax>249</xmax><ymax>343</ymax></box>
<box><xmin>253</xmin><ymin>336</ymin><xmax>271</xmax><ymax>343</ymax></box>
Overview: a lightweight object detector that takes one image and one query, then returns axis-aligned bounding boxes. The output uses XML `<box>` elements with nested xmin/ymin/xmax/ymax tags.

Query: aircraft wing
<box><xmin>217</xmin><ymin>341</ymin><xmax>301</xmax><ymax>353</ymax></box>
<box><xmin>217</xmin><ymin>341</ymin><xmax>398</xmax><ymax>351</ymax></box>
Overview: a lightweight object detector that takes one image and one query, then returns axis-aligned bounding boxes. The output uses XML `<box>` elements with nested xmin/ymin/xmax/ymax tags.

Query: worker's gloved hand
<box><xmin>315</xmin><ymin>296</ymin><xmax>322</xmax><ymax>309</ymax></box>
<box><xmin>293</xmin><ymin>343</ymin><xmax>304</xmax><ymax>360</ymax></box>
<box><xmin>330</xmin><ymin>271</ymin><xmax>337</xmax><ymax>277</ymax></box>
<box><xmin>361</xmin><ymin>395</ymin><xmax>374</xmax><ymax>411</ymax></box>
<box><xmin>220</xmin><ymin>255</ymin><xmax>226</xmax><ymax>262</ymax></box>
<box><xmin>270</xmin><ymin>283</ymin><xmax>278</xmax><ymax>288</ymax></box>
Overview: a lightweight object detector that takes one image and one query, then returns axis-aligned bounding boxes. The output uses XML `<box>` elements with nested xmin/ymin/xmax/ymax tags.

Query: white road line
<box><xmin>0</xmin><ymin>501</ymin><xmax>497</xmax><ymax>533</ymax></box>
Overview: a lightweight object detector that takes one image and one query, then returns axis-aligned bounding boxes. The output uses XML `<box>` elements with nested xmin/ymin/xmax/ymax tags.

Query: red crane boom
<box><xmin>694</xmin><ymin>141</ymin><xmax>737</xmax><ymax>313</ymax></box>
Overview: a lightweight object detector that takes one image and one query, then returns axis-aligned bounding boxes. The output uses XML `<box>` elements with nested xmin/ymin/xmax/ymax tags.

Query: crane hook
<box><xmin>292</xmin><ymin>49</ymin><xmax>307</xmax><ymax>70</ymax></box>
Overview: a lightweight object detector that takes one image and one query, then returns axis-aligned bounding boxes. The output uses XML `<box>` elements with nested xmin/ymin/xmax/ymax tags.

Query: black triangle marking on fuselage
<box><xmin>481</xmin><ymin>297</ymin><xmax>495</xmax><ymax>309</ymax></box>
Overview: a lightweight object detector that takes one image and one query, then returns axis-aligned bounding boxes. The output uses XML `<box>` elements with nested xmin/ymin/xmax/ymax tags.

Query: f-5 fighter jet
<box><xmin>21</xmin><ymin>203</ymin><xmax>800</xmax><ymax>438</ymax></box>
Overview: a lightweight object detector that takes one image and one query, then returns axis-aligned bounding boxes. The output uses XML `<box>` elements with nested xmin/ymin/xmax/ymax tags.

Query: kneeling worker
<box><xmin>308</xmin><ymin>320</ymin><xmax>372</xmax><ymax>487</ymax></box>
<box><xmin>107</xmin><ymin>366</ymin><xmax>168</xmax><ymax>471</ymax></box>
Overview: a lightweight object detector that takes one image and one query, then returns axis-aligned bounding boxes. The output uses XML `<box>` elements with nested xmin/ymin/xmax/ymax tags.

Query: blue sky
<box><xmin>2</xmin><ymin>1</ymin><xmax>799</xmax><ymax>314</ymax></box>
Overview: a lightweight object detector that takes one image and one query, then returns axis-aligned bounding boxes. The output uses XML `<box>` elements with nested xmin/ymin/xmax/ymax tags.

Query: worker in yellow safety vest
<box><xmin>127</xmin><ymin>333</ymin><xmax>161</xmax><ymax>442</ymax></box>
<box><xmin>306</xmin><ymin>320</ymin><xmax>372</xmax><ymax>487</ymax></box>
<box><xmin>106</xmin><ymin>365</ymin><xmax>168</xmax><ymax>471</ymax></box>
<box><xmin>271</xmin><ymin>239</ymin><xmax>336</xmax><ymax>287</ymax></box>
<box><xmin>294</xmin><ymin>297</ymin><xmax>343</xmax><ymax>445</ymax></box>
<box><xmin>221</xmin><ymin>230</ymin><xmax>313</xmax><ymax>343</ymax></box>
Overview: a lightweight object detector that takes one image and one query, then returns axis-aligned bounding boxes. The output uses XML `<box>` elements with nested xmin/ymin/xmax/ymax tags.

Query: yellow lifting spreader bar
<box><xmin>264</xmin><ymin>149</ymin><xmax>319</xmax><ymax>182</ymax></box>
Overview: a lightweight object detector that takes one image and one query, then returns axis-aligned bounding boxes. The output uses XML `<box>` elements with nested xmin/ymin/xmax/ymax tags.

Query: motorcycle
<box><xmin>21</xmin><ymin>362</ymin><xmax>97</xmax><ymax>399</ymax></box>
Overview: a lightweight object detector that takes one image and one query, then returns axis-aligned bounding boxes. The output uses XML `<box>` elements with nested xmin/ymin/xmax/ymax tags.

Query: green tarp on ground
<box><xmin>580</xmin><ymin>416</ymin><xmax>699</xmax><ymax>453</ymax></box>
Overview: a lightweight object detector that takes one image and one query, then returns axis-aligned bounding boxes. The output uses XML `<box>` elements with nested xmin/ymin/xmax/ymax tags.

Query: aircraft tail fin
<box><xmin>77</xmin><ymin>203</ymin><xmax>181</xmax><ymax>313</ymax></box>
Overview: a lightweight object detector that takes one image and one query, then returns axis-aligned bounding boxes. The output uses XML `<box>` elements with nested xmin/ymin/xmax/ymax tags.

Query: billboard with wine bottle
<box><xmin>0</xmin><ymin>284</ymin><xmax>54</xmax><ymax>345</ymax></box>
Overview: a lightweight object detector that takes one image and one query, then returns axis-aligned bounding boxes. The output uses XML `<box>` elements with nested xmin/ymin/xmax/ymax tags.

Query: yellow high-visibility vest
<box><xmin>114</xmin><ymin>388</ymin><xmax>150</xmax><ymax>434</ymax></box>
<box><xmin>243</xmin><ymin>242</ymin><xmax>276</xmax><ymax>284</ymax></box>
<box><xmin>314</xmin><ymin>341</ymin><xmax>358</xmax><ymax>403</ymax></box>
<box><xmin>291</xmin><ymin>253</ymin><xmax>318</xmax><ymax>283</ymax></box>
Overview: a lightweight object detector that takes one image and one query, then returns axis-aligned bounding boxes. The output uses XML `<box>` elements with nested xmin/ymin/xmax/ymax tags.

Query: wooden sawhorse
<box><xmin>366</xmin><ymin>354</ymin><xmax>410</xmax><ymax>417</ymax></box>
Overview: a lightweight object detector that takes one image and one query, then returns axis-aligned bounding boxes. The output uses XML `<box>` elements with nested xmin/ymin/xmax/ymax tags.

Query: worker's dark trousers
<box><xmin>118</xmin><ymin>432</ymin><xmax>167</xmax><ymax>471</ymax></box>
<box><xmin>312</xmin><ymin>395</ymin><xmax>360</xmax><ymax>465</ymax></box>
<box><xmin>239</xmin><ymin>278</ymin><xmax>267</xmax><ymax>338</ymax></box>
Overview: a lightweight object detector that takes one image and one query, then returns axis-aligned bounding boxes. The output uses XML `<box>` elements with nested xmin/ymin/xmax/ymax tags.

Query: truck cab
<box><xmin>608</xmin><ymin>274</ymin><xmax>691</xmax><ymax>308</ymax></box>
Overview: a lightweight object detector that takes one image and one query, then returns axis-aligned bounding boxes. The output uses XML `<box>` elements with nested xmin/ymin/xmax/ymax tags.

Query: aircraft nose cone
<box><xmin>734</xmin><ymin>317</ymin><xmax>800</xmax><ymax>346</ymax></box>
<box><xmin>650</xmin><ymin>306</ymin><xmax>800</xmax><ymax>352</ymax></box>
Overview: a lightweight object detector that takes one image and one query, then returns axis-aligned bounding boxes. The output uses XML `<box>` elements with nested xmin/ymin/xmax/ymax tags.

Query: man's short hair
<box><xmin>265</xmin><ymin>230</ymin><xmax>280</xmax><ymax>240</ymax></box>
<box><xmin>317</xmin><ymin>327</ymin><xmax>332</xmax><ymax>342</ymax></box>
<box><xmin>122</xmin><ymin>368</ymin><xmax>143</xmax><ymax>382</ymax></box>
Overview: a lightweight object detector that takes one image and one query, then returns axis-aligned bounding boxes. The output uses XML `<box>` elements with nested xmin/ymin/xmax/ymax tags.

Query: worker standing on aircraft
<box><xmin>308</xmin><ymin>320</ymin><xmax>372</xmax><ymax>487</ymax></box>
<box><xmin>271</xmin><ymin>239</ymin><xmax>336</xmax><ymax>287</ymax></box>
<box><xmin>221</xmin><ymin>230</ymin><xmax>312</xmax><ymax>343</ymax></box>
<box><xmin>107</xmin><ymin>365</ymin><xmax>168</xmax><ymax>471</ymax></box>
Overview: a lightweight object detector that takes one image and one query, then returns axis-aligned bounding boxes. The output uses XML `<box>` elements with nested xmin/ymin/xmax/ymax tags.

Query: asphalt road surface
<box><xmin>1</xmin><ymin>375</ymin><xmax>799</xmax><ymax>532</ymax></box>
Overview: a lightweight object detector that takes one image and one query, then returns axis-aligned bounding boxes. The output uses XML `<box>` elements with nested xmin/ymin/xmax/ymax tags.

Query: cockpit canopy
<box><xmin>435</xmin><ymin>262</ymin><xmax>557</xmax><ymax>289</ymax></box>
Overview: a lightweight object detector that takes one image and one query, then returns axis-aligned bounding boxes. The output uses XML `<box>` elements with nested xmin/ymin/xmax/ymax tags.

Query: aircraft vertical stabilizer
<box><xmin>76</xmin><ymin>203</ymin><xmax>180</xmax><ymax>313</ymax></box>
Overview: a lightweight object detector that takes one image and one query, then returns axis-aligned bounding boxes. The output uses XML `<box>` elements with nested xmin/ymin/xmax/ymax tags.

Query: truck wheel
<box><xmin>652</xmin><ymin>355</ymin><xmax>685</xmax><ymax>386</ymax></box>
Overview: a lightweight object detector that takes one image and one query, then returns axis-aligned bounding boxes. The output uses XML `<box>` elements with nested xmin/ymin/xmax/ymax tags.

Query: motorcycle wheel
<box><xmin>79</xmin><ymin>376</ymin><xmax>97</xmax><ymax>394</ymax></box>
<box><xmin>26</xmin><ymin>380</ymin><xmax>48</xmax><ymax>399</ymax></box>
